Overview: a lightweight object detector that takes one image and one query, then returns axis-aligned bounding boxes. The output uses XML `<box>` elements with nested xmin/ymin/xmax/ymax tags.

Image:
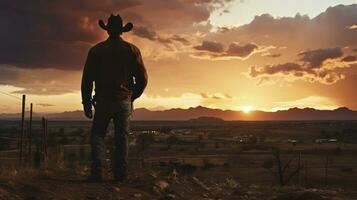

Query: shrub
<box><xmin>176</xmin><ymin>164</ymin><xmax>197</xmax><ymax>175</ymax></box>
<box><xmin>201</xmin><ymin>159</ymin><xmax>214</xmax><ymax>170</ymax></box>
<box><xmin>340</xmin><ymin>167</ymin><xmax>353</xmax><ymax>173</ymax></box>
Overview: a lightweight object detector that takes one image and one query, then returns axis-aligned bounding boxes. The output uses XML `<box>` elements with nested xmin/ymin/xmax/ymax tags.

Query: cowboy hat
<box><xmin>98</xmin><ymin>14</ymin><xmax>133</xmax><ymax>33</ymax></box>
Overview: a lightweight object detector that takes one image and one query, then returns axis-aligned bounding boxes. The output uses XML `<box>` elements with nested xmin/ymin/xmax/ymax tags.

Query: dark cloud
<box><xmin>0</xmin><ymin>41</ymin><xmax>91</xmax><ymax>70</ymax></box>
<box><xmin>132</xmin><ymin>26</ymin><xmax>190</xmax><ymax>46</ymax></box>
<box><xmin>341</xmin><ymin>55</ymin><xmax>357</xmax><ymax>62</ymax></box>
<box><xmin>122</xmin><ymin>0</ymin><xmax>233</xmax><ymax>31</ymax></box>
<box><xmin>171</xmin><ymin>35</ymin><xmax>191</xmax><ymax>45</ymax></box>
<box><xmin>249</xmin><ymin>62</ymin><xmax>346</xmax><ymax>85</ymax></box>
<box><xmin>194</xmin><ymin>41</ymin><xmax>225</xmax><ymax>53</ymax></box>
<box><xmin>0</xmin><ymin>65</ymin><xmax>79</xmax><ymax>95</ymax></box>
<box><xmin>0</xmin><ymin>0</ymin><xmax>232</xmax><ymax>94</ymax></box>
<box><xmin>194</xmin><ymin>41</ymin><xmax>260</xmax><ymax>59</ymax></box>
<box><xmin>217</xmin><ymin>26</ymin><xmax>231</xmax><ymax>33</ymax></box>
<box><xmin>314</xmin><ymin>68</ymin><xmax>346</xmax><ymax>84</ymax></box>
<box><xmin>0</xmin><ymin>0</ymin><xmax>229</xmax><ymax>71</ymax></box>
<box><xmin>249</xmin><ymin>47</ymin><xmax>353</xmax><ymax>85</ymax></box>
<box><xmin>298</xmin><ymin>48</ymin><xmax>343</xmax><ymax>68</ymax></box>
<box><xmin>249</xmin><ymin>63</ymin><xmax>303</xmax><ymax>78</ymax></box>
<box><xmin>226</xmin><ymin>43</ymin><xmax>258</xmax><ymax>57</ymax></box>
<box><xmin>0</xmin><ymin>0</ymin><xmax>138</xmax><ymax>43</ymax></box>
<box><xmin>0</xmin><ymin>0</ymin><xmax>138</xmax><ymax>71</ymax></box>
<box><xmin>132</xmin><ymin>26</ymin><xmax>157</xmax><ymax>41</ymax></box>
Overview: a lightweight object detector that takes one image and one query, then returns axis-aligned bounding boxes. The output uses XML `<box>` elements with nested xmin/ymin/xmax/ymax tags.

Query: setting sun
<box><xmin>241</xmin><ymin>106</ymin><xmax>253</xmax><ymax>113</ymax></box>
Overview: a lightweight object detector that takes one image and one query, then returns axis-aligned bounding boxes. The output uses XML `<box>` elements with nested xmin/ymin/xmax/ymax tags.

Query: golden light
<box><xmin>241</xmin><ymin>106</ymin><xmax>253</xmax><ymax>113</ymax></box>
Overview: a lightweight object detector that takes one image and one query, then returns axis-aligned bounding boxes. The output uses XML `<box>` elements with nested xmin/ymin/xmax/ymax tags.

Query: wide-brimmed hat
<box><xmin>98</xmin><ymin>14</ymin><xmax>133</xmax><ymax>33</ymax></box>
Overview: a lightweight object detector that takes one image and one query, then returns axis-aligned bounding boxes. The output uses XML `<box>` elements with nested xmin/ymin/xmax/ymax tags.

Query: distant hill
<box><xmin>131</xmin><ymin>106</ymin><xmax>357</xmax><ymax>121</ymax></box>
<box><xmin>1</xmin><ymin>106</ymin><xmax>357</xmax><ymax>121</ymax></box>
<box><xmin>0</xmin><ymin>110</ymin><xmax>86</xmax><ymax>121</ymax></box>
<box><xmin>188</xmin><ymin>116</ymin><xmax>225</xmax><ymax>122</ymax></box>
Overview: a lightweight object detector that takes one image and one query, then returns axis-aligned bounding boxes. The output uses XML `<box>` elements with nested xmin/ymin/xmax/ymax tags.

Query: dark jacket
<box><xmin>81</xmin><ymin>37</ymin><xmax>148</xmax><ymax>105</ymax></box>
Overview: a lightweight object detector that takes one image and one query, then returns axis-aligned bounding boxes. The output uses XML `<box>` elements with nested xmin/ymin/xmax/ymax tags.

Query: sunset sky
<box><xmin>0</xmin><ymin>0</ymin><xmax>357</xmax><ymax>113</ymax></box>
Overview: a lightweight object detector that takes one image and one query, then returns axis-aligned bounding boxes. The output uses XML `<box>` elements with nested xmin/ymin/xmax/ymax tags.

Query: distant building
<box><xmin>141</xmin><ymin>130</ymin><xmax>159</xmax><ymax>134</ymax></box>
<box><xmin>315</xmin><ymin>138</ymin><xmax>338</xmax><ymax>143</ymax></box>
<box><xmin>328</xmin><ymin>139</ymin><xmax>338</xmax><ymax>143</ymax></box>
<box><xmin>315</xmin><ymin>139</ymin><xmax>329</xmax><ymax>143</ymax></box>
<box><xmin>287</xmin><ymin>139</ymin><xmax>298</xmax><ymax>144</ymax></box>
<box><xmin>235</xmin><ymin>134</ymin><xmax>258</xmax><ymax>144</ymax></box>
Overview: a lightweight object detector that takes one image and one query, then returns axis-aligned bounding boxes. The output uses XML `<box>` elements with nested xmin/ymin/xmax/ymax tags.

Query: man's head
<box><xmin>99</xmin><ymin>14</ymin><xmax>133</xmax><ymax>36</ymax></box>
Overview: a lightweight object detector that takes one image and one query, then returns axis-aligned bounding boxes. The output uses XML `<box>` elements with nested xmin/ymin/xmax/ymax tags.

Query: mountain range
<box><xmin>1</xmin><ymin>106</ymin><xmax>357</xmax><ymax>121</ymax></box>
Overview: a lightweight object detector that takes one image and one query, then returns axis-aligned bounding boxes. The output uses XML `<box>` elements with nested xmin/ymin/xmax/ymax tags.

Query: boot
<box><xmin>113</xmin><ymin>166</ymin><xmax>128</xmax><ymax>183</ymax></box>
<box><xmin>113</xmin><ymin>173</ymin><xmax>127</xmax><ymax>183</ymax></box>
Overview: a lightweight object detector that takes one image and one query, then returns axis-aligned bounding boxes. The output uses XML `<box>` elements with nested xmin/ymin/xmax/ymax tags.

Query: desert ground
<box><xmin>1</xmin><ymin>120</ymin><xmax>357</xmax><ymax>199</ymax></box>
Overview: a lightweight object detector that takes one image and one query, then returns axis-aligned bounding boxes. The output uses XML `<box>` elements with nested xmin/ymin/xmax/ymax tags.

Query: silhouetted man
<box><xmin>81</xmin><ymin>14</ymin><xmax>148</xmax><ymax>182</ymax></box>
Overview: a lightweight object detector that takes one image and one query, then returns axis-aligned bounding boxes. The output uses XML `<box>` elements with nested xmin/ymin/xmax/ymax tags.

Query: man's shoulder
<box><xmin>89</xmin><ymin>41</ymin><xmax>107</xmax><ymax>53</ymax></box>
<box><xmin>89</xmin><ymin>39</ymin><xmax>139</xmax><ymax>53</ymax></box>
<box><xmin>121</xmin><ymin>40</ymin><xmax>140</xmax><ymax>52</ymax></box>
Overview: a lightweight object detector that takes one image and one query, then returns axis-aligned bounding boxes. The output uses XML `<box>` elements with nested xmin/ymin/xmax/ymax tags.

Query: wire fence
<box><xmin>0</xmin><ymin>91</ymin><xmax>50</xmax><ymax>169</ymax></box>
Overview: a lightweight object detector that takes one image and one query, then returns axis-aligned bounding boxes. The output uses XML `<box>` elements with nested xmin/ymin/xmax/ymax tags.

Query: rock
<box><xmin>164</xmin><ymin>194</ymin><xmax>177</xmax><ymax>199</ymax></box>
<box><xmin>153</xmin><ymin>180</ymin><xmax>170</xmax><ymax>194</ymax></box>
<box><xmin>149</xmin><ymin>171</ymin><xmax>158</xmax><ymax>178</ymax></box>
<box><xmin>226</xmin><ymin>178</ymin><xmax>239</xmax><ymax>188</ymax></box>
<box><xmin>156</xmin><ymin>180</ymin><xmax>169</xmax><ymax>190</ymax></box>
<box><xmin>171</xmin><ymin>169</ymin><xmax>178</xmax><ymax>181</ymax></box>
<box><xmin>133</xmin><ymin>193</ymin><xmax>142</xmax><ymax>199</ymax></box>
<box><xmin>113</xmin><ymin>187</ymin><xmax>121</xmax><ymax>193</ymax></box>
<box><xmin>192</xmin><ymin>177</ymin><xmax>210</xmax><ymax>191</ymax></box>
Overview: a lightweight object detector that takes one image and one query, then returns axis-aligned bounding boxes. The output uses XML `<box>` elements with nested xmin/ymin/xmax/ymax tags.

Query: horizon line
<box><xmin>0</xmin><ymin>105</ymin><xmax>355</xmax><ymax>115</ymax></box>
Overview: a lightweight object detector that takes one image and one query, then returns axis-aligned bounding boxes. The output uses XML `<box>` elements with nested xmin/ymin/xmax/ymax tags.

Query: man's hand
<box><xmin>83</xmin><ymin>103</ymin><xmax>93</xmax><ymax>119</ymax></box>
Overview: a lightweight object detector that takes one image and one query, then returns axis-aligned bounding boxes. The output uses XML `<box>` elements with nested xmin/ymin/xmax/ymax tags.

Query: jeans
<box><xmin>90</xmin><ymin>99</ymin><xmax>132</xmax><ymax>178</ymax></box>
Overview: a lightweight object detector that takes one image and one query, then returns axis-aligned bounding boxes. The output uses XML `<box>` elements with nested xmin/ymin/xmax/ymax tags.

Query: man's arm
<box><xmin>131</xmin><ymin>46</ymin><xmax>148</xmax><ymax>101</ymax></box>
<box><xmin>81</xmin><ymin>49</ymin><xmax>95</xmax><ymax>118</ymax></box>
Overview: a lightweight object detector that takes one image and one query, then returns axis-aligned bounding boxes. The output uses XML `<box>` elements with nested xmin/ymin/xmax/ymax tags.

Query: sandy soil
<box><xmin>0</xmin><ymin>168</ymin><xmax>354</xmax><ymax>200</ymax></box>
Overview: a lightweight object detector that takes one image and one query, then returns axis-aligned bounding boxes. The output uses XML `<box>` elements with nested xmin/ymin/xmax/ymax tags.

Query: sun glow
<box><xmin>241</xmin><ymin>106</ymin><xmax>253</xmax><ymax>113</ymax></box>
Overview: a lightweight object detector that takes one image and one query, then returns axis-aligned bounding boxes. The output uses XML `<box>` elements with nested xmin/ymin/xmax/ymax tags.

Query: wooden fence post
<box><xmin>304</xmin><ymin>160</ymin><xmax>308</xmax><ymax>186</ymax></box>
<box><xmin>19</xmin><ymin>94</ymin><xmax>26</xmax><ymax>165</ymax></box>
<box><xmin>44</xmin><ymin>118</ymin><xmax>48</xmax><ymax>170</ymax></box>
<box><xmin>297</xmin><ymin>151</ymin><xmax>301</xmax><ymax>186</ymax></box>
<box><xmin>41</xmin><ymin>117</ymin><xmax>45</xmax><ymax>168</ymax></box>
<box><xmin>41</xmin><ymin>117</ymin><xmax>48</xmax><ymax>170</ymax></box>
<box><xmin>34</xmin><ymin>143</ymin><xmax>41</xmax><ymax>169</ymax></box>
<box><xmin>28</xmin><ymin>103</ymin><xmax>33</xmax><ymax>163</ymax></box>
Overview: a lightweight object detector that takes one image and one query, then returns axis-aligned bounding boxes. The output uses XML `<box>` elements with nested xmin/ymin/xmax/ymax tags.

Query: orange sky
<box><xmin>0</xmin><ymin>1</ymin><xmax>356</xmax><ymax>113</ymax></box>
